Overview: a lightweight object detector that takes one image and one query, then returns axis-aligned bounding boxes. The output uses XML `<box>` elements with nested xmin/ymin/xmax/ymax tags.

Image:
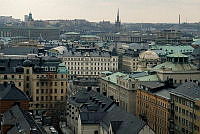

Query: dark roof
<box><xmin>80</xmin><ymin>112</ymin><xmax>106</xmax><ymax>124</ymax></box>
<box><xmin>68</xmin><ymin>88</ymin><xmax>114</xmax><ymax>112</ymax></box>
<box><xmin>103</xmin><ymin>106</ymin><xmax>146</xmax><ymax>134</ymax></box>
<box><xmin>0</xmin><ymin>83</ymin><xmax>29</xmax><ymax>100</ymax></box>
<box><xmin>0</xmin><ymin>57</ymin><xmax>61</xmax><ymax>74</ymax></box>
<box><xmin>2</xmin><ymin>105</ymin><xmax>46</xmax><ymax>134</ymax></box>
<box><xmin>140</xmin><ymin>81</ymin><xmax>165</xmax><ymax>90</ymax></box>
<box><xmin>170</xmin><ymin>82</ymin><xmax>200</xmax><ymax>100</ymax></box>
<box><xmin>0</xmin><ymin>47</ymin><xmax>38</xmax><ymax>55</ymax></box>
<box><xmin>68</xmin><ymin>88</ymin><xmax>149</xmax><ymax>134</ymax></box>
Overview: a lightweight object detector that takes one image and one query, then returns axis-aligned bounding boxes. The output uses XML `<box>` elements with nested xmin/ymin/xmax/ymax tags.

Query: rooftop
<box><xmin>170</xmin><ymin>82</ymin><xmax>200</xmax><ymax>100</ymax></box>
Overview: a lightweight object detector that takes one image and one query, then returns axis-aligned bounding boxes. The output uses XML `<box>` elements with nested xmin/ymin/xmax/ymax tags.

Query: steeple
<box><xmin>115</xmin><ymin>8</ymin><xmax>121</xmax><ymax>32</ymax></box>
<box><xmin>179</xmin><ymin>14</ymin><xmax>181</xmax><ymax>25</ymax></box>
<box><xmin>117</xmin><ymin>8</ymin><xmax>120</xmax><ymax>22</ymax></box>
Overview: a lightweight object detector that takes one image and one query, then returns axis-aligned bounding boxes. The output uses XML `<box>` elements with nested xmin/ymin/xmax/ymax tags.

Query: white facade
<box><xmin>63</xmin><ymin>56</ymin><xmax>118</xmax><ymax>77</ymax></box>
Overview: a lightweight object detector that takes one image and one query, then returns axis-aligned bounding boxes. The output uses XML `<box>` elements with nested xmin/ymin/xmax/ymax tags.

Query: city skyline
<box><xmin>0</xmin><ymin>0</ymin><xmax>200</xmax><ymax>23</ymax></box>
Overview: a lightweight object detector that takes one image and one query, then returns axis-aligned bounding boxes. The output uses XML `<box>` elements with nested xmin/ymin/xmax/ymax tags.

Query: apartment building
<box><xmin>0</xmin><ymin>57</ymin><xmax>68</xmax><ymax>111</ymax></box>
<box><xmin>99</xmin><ymin>71</ymin><xmax>160</xmax><ymax>115</ymax></box>
<box><xmin>65</xmin><ymin>88</ymin><xmax>155</xmax><ymax>134</ymax></box>
<box><xmin>136</xmin><ymin>81</ymin><xmax>172</xmax><ymax>134</ymax></box>
<box><xmin>62</xmin><ymin>50</ymin><xmax>118</xmax><ymax>78</ymax></box>
<box><xmin>170</xmin><ymin>82</ymin><xmax>200</xmax><ymax>134</ymax></box>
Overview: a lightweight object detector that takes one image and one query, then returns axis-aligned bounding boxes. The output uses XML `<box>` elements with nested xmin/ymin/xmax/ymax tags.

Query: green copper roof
<box><xmin>153</xmin><ymin>62</ymin><xmax>198</xmax><ymax>72</ymax></box>
<box><xmin>102</xmin><ymin>72</ymin><xmax>127</xmax><ymax>84</ymax></box>
<box><xmin>135</xmin><ymin>75</ymin><xmax>159</xmax><ymax>81</ymax></box>
<box><xmin>167</xmin><ymin>53</ymin><xmax>188</xmax><ymax>58</ymax></box>
<box><xmin>57</xmin><ymin>63</ymin><xmax>68</xmax><ymax>74</ymax></box>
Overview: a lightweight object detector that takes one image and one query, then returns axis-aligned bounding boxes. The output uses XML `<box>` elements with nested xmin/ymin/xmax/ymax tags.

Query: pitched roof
<box><xmin>170</xmin><ymin>82</ymin><xmax>200</xmax><ymax>100</ymax></box>
<box><xmin>2</xmin><ymin>105</ymin><xmax>46</xmax><ymax>134</ymax></box>
<box><xmin>0</xmin><ymin>83</ymin><xmax>29</xmax><ymax>101</ymax></box>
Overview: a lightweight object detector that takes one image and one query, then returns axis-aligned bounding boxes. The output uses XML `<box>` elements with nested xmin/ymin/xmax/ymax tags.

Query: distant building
<box><xmin>62</xmin><ymin>50</ymin><xmax>118</xmax><ymax>78</ymax></box>
<box><xmin>66</xmin><ymin>88</ymin><xmax>155</xmax><ymax>134</ymax></box>
<box><xmin>170</xmin><ymin>82</ymin><xmax>200</xmax><ymax>134</ymax></box>
<box><xmin>153</xmin><ymin>53</ymin><xmax>200</xmax><ymax>85</ymax></box>
<box><xmin>155</xmin><ymin>30</ymin><xmax>193</xmax><ymax>45</ymax></box>
<box><xmin>0</xmin><ymin>26</ymin><xmax>60</xmax><ymax>40</ymax></box>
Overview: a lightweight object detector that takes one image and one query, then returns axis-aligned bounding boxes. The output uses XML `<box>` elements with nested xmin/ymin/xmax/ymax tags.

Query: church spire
<box><xmin>117</xmin><ymin>8</ymin><xmax>120</xmax><ymax>22</ymax></box>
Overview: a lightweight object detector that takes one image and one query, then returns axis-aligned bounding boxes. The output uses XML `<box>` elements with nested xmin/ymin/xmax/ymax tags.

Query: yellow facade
<box><xmin>171</xmin><ymin>94</ymin><xmax>200</xmax><ymax>134</ymax></box>
<box><xmin>0</xmin><ymin>67</ymin><xmax>68</xmax><ymax>110</ymax></box>
<box><xmin>136</xmin><ymin>89</ymin><xmax>170</xmax><ymax>134</ymax></box>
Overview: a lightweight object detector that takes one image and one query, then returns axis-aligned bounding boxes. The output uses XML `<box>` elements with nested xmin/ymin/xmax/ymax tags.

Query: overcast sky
<box><xmin>0</xmin><ymin>0</ymin><xmax>199</xmax><ymax>23</ymax></box>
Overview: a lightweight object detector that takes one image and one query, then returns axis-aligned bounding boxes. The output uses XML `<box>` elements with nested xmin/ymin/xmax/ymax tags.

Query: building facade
<box><xmin>170</xmin><ymin>82</ymin><xmax>200</xmax><ymax>134</ymax></box>
<box><xmin>0</xmin><ymin>58</ymin><xmax>68</xmax><ymax>111</ymax></box>
<box><xmin>62</xmin><ymin>51</ymin><xmax>118</xmax><ymax>78</ymax></box>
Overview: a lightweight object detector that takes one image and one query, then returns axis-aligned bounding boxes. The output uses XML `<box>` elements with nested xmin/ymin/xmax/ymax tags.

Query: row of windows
<box><xmin>175</xmin><ymin>115</ymin><xmax>199</xmax><ymax>132</ymax></box>
<box><xmin>175</xmin><ymin>106</ymin><xmax>196</xmax><ymax>119</ymax></box>
<box><xmin>36</xmin><ymin>74</ymin><xmax>67</xmax><ymax>79</ymax></box>
<box><xmin>67</xmin><ymin>66</ymin><xmax>115</xmax><ymax>70</ymax></box>
<box><xmin>36</xmin><ymin>88</ymin><xmax>65</xmax><ymax>94</ymax></box>
<box><xmin>3</xmin><ymin>75</ymin><xmax>22</xmax><ymax>79</ymax></box>
<box><xmin>172</xmin><ymin>95</ymin><xmax>193</xmax><ymax>108</ymax></box>
<box><xmin>36</xmin><ymin>81</ymin><xmax>67</xmax><ymax>87</ymax></box>
<box><xmin>65</xmin><ymin>62</ymin><xmax>117</xmax><ymax>66</ymax></box>
<box><xmin>36</xmin><ymin>96</ymin><xmax>64</xmax><ymax>101</ymax></box>
<box><xmin>64</xmin><ymin>57</ymin><xmax>117</xmax><ymax>62</ymax></box>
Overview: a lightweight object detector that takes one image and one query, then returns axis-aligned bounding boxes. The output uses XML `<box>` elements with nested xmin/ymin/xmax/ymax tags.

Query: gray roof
<box><xmin>0</xmin><ymin>47</ymin><xmax>38</xmax><ymax>55</ymax></box>
<box><xmin>69</xmin><ymin>88</ymin><xmax>149</xmax><ymax>134</ymax></box>
<box><xmin>0</xmin><ymin>83</ymin><xmax>29</xmax><ymax>100</ymax></box>
<box><xmin>2</xmin><ymin>105</ymin><xmax>46</xmax><ymax>134</ymax></box>
<box><xmin>103</xmin><ymin>106</ymin><xmax>146</xmax><ymax>134</ymax></box>
<box><xmin>170</xmin><ymin>82</ymin><xmax>200</xmax><ymax>100</ymax></box>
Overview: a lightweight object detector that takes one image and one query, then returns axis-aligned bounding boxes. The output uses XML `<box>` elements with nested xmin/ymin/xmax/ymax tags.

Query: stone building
<box><xmin>62</xmin><ymin>50</ymin><xmax>118</xmax><ymax>78</ymax></box>
<box><xmin>65</xmin><ymin>88</ymin><xmax>155</xmax><ymax>134</ymax></box>
<box><xmin>136</xmin><ymin>81</ymin><xmax>172</xmax><ymax>134</ymax></box>
<box><xmin>170</xmin><ymin>82</ymin><xmax>200</xmax><ymax>134</ymax></box>
<box><xmin>153</xmin><ymin>53</ymin><xmax>200</xmax><ymax>85</ymax></box>
<box><xmin>99</xmin><ymin>71</ymin><xmax>160</xmax><ymax>115</ymax></box>
<box><xmin>0</xmin><ymin>57</ymin><xmax>68</xmax><ymax>111</ymax></box>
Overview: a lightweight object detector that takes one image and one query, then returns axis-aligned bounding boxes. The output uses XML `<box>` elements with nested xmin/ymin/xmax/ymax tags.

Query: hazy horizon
<box><xmin>0</xmin><ymin>0</ymin><xmax>200</xmax><ymax>23</ymax></box>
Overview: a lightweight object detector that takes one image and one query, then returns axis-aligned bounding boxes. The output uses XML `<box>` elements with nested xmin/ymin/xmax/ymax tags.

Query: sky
<box><xmin>0</xmin><ymin>0</ymin><xmax>199</xmax><ymax>23</ymax></box>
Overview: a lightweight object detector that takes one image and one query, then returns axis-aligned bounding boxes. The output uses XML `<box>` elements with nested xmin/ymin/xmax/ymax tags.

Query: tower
<box><xmin>179</xmin><ymin>14</ymin><xmax>181</xmax><ymax>24</ymax></box>
<box><xmin>115</xmin><ymin>8</ymin><xmax>121</xmax><ymax>32</ymax></box>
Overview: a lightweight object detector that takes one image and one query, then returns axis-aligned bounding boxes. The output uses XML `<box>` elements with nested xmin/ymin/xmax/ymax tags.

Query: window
<box><xmin>36</xmin><ymin>89</ymin><xmax>39</xmax><ymax>94</ymax></box>
<box><xmin>26</xmin><ymin>76</ymin><xmax>29</xmax><ymax>81</ymax></box>
<box><xmin>41</xmin><ymin>89</ymin><xmax>44</xmax><ymax>94</ymax></box>
<box><xmin>61</xmin><ymin>82</ymin><xmax>64</xmax><ymax>86</ymax></box>
<box><xmin>36</xmin><ymin>97</ymin><xmax>39</xmax><ymax>101</ymax></box>
<box><xmin>19</xmin><ymin>75</ymin><xmax>21</xmax><ymax>79</ymax></box>
<box><xmin>26</xmin><ymin>83</ymin><xmax>29</xmax><ymax>88</ymax></box>
<box><xmin>4</xmin><ymin>75</ymin><xmax>7</xmax><ymax>79</ymax></box>
<box><xmin>54</xmin><ymin>89</ymin><xmax>57</xmax><ymax>93</ymax></box>
<box><xmin>26</xmin><ymin>69</ymin><xmax>29</xmax><ymax>74</ymax></box>
<box><xmin>54</xmin><ymin>82</ymin><xmax>57</xmax><ymax>86</ymax></box>
<box><xmin>41</xmin><ymin>96</ymin><xmax>44</xmax><ymax>101</ymax></box>
<box><xmin>61</xmin><ymin>89</ymin><xmax>63</xmax><ymax>93</ymax></box>
<box><xmin>54</xmin><ymin>96</ymin><xmax>57</xmax><ymax>100</ymax></box>
<box><xmin>12</xmin><ymin>75</ymin><xmax>14</xmax><ymax>79</ymax></box>
<box><xmin>18</xmin><ymin>82</ymin><xmax>21</xmax><ymax>87</ymax></box>
<box><xmin>36</xmin><ymin>82</ymin><xmax>39</xmax><ymax>87</ymax></box>
<box><xmin>94</xmin><ymin>130</ymin><xmax>98</xmax><ymax>134</ymax></box>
